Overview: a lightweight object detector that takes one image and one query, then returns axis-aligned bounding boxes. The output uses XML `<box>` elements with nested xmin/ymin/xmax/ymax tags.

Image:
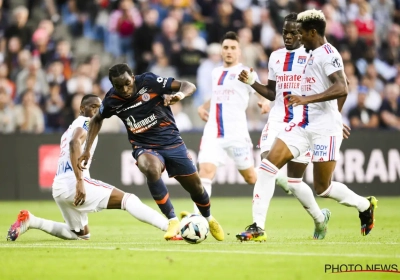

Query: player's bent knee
<box><xmin>143</xmin><ymin>166</ymin><xmax>162</xmax><ymax>181</ymax></box>
<box><xmin>244</xmin><ymin>174</ymin><xmax>257</xmax><ymax>185</ymax></box>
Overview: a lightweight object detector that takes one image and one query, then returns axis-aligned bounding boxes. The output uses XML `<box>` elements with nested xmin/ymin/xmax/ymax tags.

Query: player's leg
<box><xmin>134</xmin><ymin>149</ymin><xmax>177</xmax><ymax>220</ymax></box>
<box><xmin>312</xmin><ymin>134</ymin><xmax>377</xmax><ymax>236</ymax></box>
<box><xmin>175</xmin><ymin>173</ymin><xmax>224</xmax><ymax>241</ymax></box>
<box><xmin>226</xmin><ymin>138</ymin><xmax>257</xmax><ymax>185</ymax></box>
<box><xmin>162</xmin><ymin>144</ymin><xmax>224</xmax><ymax>241</ymax></box>
<box><xmin>237</xmin><ymin>126</ymin><xmax>308</xmax><ymax>241</ymax></box>
<box><xmin>287</xmin><ymin>160</ymin><xmax>330</xmax><ymax>239</ymax></box>
<box><xmin>106</xmin><ymin>187</ymin><xmax>168</xmax><ymax>231</ymax></box>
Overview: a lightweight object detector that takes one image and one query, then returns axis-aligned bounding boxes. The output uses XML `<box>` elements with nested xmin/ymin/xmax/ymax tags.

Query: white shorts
<box><xmin>277</xmin><ymin>125</ymin><xmax>342</xmax><ymax>162</ymax></box>
<box><xmin>259</xmin><ymin>121</ymin><xmax>312</xmax><ymax>164</ymax></box>
<box><xmin>52</xmin><ymin>177</ymin><xmax>114</xmax><ymax>232</ymax></box>
<box><xmin>198</xmin><ymin>136</ymin><xmax>254</xmax><ymax>170</ymax></box>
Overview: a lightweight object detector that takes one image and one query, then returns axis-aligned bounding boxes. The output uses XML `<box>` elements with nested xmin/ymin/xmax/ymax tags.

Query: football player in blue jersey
<box><xmin>78</xmin><ymin>63</ymin><xmax>224</xmax><ymax>241</ymax></box>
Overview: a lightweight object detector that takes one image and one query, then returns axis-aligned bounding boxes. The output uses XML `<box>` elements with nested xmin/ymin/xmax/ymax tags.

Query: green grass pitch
<box><xmin>1</xmin><ymin>197</ymin><xmax>399</xmax><ymax>280</ymax></box>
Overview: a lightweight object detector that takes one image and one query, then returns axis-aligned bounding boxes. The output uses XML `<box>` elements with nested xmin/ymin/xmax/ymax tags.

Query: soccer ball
<box><xmin>179</xmin><ymin>214</ymin><xmax>209</xmax><ymax>244</ymax></box>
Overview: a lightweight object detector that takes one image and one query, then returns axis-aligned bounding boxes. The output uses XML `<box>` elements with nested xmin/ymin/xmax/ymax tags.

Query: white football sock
<box><xmin>29</xmin><ymin>214</ymin><xmax>80</xmax><ymax>240</ymax></box>
<box><xmin>252</xmin><ymin>159</ymin><xmax>279</xmax><ymax>229</ymax></box>
<box><xmin>318</xmin><ymin>181</ymin><xmax>370</xmax><ymax>212</ymax></box>
<box><xmin>275</xmin><ymin>169</ymin><xmax>290</xmax><ymax>194</ymax></box>
<box><xmin>287</xmin><ymin>178</ymin><xmax>324</xmax><ymax>224</ymax></box>
<box><xmin>194</xmin><ymin>178</ymin><xmax>212</xmax><ymax>213</ymax></box>
<box><xmin>122</xmin><ymin>193</ymin><xmax>169</xmax><ymax>231</ymax></box>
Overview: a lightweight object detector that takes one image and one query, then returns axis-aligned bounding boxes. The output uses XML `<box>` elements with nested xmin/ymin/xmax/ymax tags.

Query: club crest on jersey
<box><xmin>142</xmin><ymin>93</ymin><xmax>150</xmax><ymax>101</ymax></box>
<box><xmin>308</xmin><ymin>57</ymin><xmax>314</xmax><ymax>65</ymax></box>
<box><xmin>228</xmin><ymin>73</ymin><xmax>236</xmax><ymax>80</ymax></box>
<box><xmin>298</xmin><ymin>56</ymin><xmax>307</xmax><ymax>64</ymax></box>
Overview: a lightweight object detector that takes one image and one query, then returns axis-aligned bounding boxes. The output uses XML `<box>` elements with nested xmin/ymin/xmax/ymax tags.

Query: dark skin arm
<box><xmin>285</xmin><ymin>70</ymin><xmax>348</xmax><ymax>106</ymax></box>
<box><xmin>163</xmin><ymin>80</ymin><xmax>196</xmax><ymax>106</ymax></box>
<box><xmin>69</xmin><ymin>127</ymin><xmax>88</xmax><ymax>206</ymax></box>
<box><xmin>77</xmin><ymin>113</ymin><xmax>104</xmax><ymax>171</ymax></box>
<box><xmin>237</xmin><ymin>69</ymin><xmax>277</xmax><ymax>101</ymax></box>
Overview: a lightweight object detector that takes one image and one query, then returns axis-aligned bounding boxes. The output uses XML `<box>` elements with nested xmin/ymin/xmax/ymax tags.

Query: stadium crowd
<box><xmin>0</xmin><ymin>0</ymin><xmax>399</xmax><ymax>134</ymax></box>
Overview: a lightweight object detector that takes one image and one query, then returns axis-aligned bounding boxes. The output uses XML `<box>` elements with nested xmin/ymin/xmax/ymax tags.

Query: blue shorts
<box><xmin>132</xmin><ymin>144</ymin><xmax>197</xmax><ymax>178</ymax></box>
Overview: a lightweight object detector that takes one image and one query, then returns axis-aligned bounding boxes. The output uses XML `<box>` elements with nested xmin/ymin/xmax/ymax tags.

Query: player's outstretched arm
<box><xmin>77</xmin><ymin>112</ymin><xmax>103</xmax><ymax>171</ymax></box>
<box><xmin>238</xmin><ymin>69</ymin><xmax>276</xmax><ymax>101</ymax></box>
<box><xmin>70</xmin><ymin>127</ymin><xmax>88</xmax><ymax>205</ymax></box>
<box><xmin>198</xmin><ymin>99</ymin><xmax>210</xmax><ymax>122</ymax></box>
<box><xmin>163</xmin><ymin>80</ymin><xmax>196</xmax><ymax>106</ymax></box>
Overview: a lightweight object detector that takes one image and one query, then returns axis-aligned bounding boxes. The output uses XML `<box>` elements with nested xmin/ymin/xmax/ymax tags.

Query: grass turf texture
<box><xmin>1</xmin><ymin>197</ymin><xmax>399</xmax><ymax>280</ymax></box>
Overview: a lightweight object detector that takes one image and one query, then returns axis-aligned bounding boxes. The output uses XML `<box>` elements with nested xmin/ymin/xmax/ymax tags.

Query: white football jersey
<box><xmin>53</xmin><ymin>116</ymin><xmax>98</xmax><ymax>182</ymax></box>
<box><xmin>203</xmin><ymin>63</ymin><xmax>257</xmax><ymax>139</ymax></box>
<box><xmin>268</xmin><ymin>46</ymin><xmax>309</xmax><ymax>124</ymax></box>
<box><xmin>298</xmin><ymin>43</ymin><xmax>344</xmax><ymax>135</ymax></box>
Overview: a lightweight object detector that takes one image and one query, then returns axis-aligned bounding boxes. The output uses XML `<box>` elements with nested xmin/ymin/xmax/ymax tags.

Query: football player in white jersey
<box><xmin>191</xmin><ymin>31</ymin><xmax>266</xmax><ymax>214</ymax></box>
<box><xmin>236</xmin><ymin>13</ymin><xmax>332</xmax><ymax>241</ymax></box>
<box><xmin>239</xmin><ymin>9</ymin><xmax>377</xmax><ymax>240</ymax></box>
<box><xmin>7</xmin><ymin>94</ymin><xmax>175</xmax><ymax>241</ymax></box>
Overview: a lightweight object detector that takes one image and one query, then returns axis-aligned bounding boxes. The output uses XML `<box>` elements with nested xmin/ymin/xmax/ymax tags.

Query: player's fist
<box><xmin>77</xmin><ymin>151</ymin><xmax>91</xmax><ymax>171</ymax></box>
<box><xmin>238</xmin><ymin>68</ymin><xmax>256</xmax><ymax>85</ymax></box>
<box><xmin>74</xmin><ymin>179</ymin><xmax>86</xmax><ymax>206</ymax></box>
<box><xmin>284</xmin><ymin>94</ymin><xmax>310</xmax><ymax>107</ymax></box>
<box><xmin>164</xmin><ymin>92</ymin><xmax>185</xmax><ymax>106</ymax></box>
<box><xmin>198</xmin><ymin>105</ymin><xmax>209</xmax><ymax>122</ymax></box>
<box><xmin>258</xmin><ymin>100</ymin><xmax>271</xmax><ymax>114</ymax></box>
<box><xmin>343</xmin><ymin>124</ymin><xmax>351</xmax><ymax>139</ymax></box>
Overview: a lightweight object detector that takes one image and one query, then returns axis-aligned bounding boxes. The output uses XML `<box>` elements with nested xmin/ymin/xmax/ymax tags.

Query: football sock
<box><xmin>275</xmin><ymin>168</ymin><xmax>289</xmax><ymax>189</ymax></box>
<box><xmin>122</xmin><ymin>193</ymin><xmax>169</xmax><ymax>231</ymax></box>
<box><xmin>29</xmin><ymin>214</ymin><xmax>79</xmax><ymax>240</ymax></box>
<box><xmin>191</xmin><ymin>188</ymin><xmax>211</xmax><ymax>218</ymax></box>
<box><xmin>252</xmin><ymin>159</ymin><xmax>278</xmax><ymax>229</ymax></box>
<box><xmin>287</xmin><ymin>178</ymin><xmax>324</xmax><ymax>224</ymax></box>
<box><xmin>318</xmin><ymin>181</ymin><xmax>370</xmax><ymax>212</ymax></box>
<box><xmin>147</xmin><ymin>178</ymin><xmax>176</xmax><ymax>219</ymax></box>
<box><xmin>193</xmin><ymin>178</ymin><xmax>212</xmax><ymax>213</ymax></box>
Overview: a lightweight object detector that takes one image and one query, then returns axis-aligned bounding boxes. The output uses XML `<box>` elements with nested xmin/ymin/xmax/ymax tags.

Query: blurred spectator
<box><xmin>348</xmin><ymin>86</ymin><xmax>379</xmax><ymax>129</ymax></box>
<box><xmin>108</xmin><ymin>0</ymin><xmax>142</xmax><ymax>67</ymax></box>
<box><xmin>379</xmin><ymin>27</ymin><xmax>400</xmax><ymax>67</ymax></box>
<box><xmin>149</xmin><ymin>55</ymin><xmax>178</xmax><ymax>78</ymax></box>
<box><xmin>242</xmin><ymin>8</ymin><xmax>261</xmax><ymax>43</ymax></box>
<box><xmin>0</xmin><ymin>87</ymin><xmax>16</xmax><ymax>133</ymax></box>
<box><xmin>133</xmin><ymin>9</ymin><xmax>160</xmax><ymax>74</ymax></box>
<box><xmin>365</xmin><ymin>63</ymin><xmax>385</xmax><ymax>94</ymax></box>
<box><xmin>238</xmin><ymin>27</ymin><xmax>267</xmax><ymax>69</ymax></box>
<box><xmin>371</xmin><ymin>0</ymin><xmax>395</xmax><ymax>44</ymax></box>
<box><xmin>339</xmin><ymin>22</ymin><xmax>367</xmax><ymax>63</ymax></box>
<box><xmin>45</xmin><ymin>83</ymin><xmax>64</xmax><ymax>132</ymax></box>
<box><xmin>0</xmin><ymin>63</ymin><xmax>16</xmax><ymax>99</ymax></box>
<box><xmin>53</xmin><ymin>40</ymin><xmax>73</xmax><ymax>80</ymax></box>
<box><xmin>155</xmin><ymin>16</ymin><xmax>180</xmax><ymax>57</ymax></box>
<box><xmin>259</xmin><ymin>10</ymin><xmax>275</xmax><ymax>51</ymax></box>
<box><xmin>323</xmin><ymin>3</ymin><xmax>345</xmax><ymax>44</ymax></box>
<box><xmin>14</xmin><ymin>89</ymin><xmax>45</xmax><ymax>133</ymax></box>
<box><xmin>5</xmin><ymin>37</ymin><xmax>23</xmax><ymax>77</ymax></box>
<box><xmin>353</xmin><ymin>1</ymin><xmax>375</xmax><ymax>43</ymax></box>
<box><xmin>31</xmin><ymin>28</ymin><xmax>54</xmax><ymax>68</ymax></box>
<box><xmin>2</xmin><ymin>6</ymin><xmax>31</xmax><ymax>52</ymax></box>
<box><xmin>16</xmin><ymin>58</ymin><xmax>49</xmax><ymax>99</ymax></box>
<box><xmin>171</xmin><ymin>102</ymin><xmax>193</xmax><ymax>132</ymax></box>
<box><xmin>379</xmin><ymin>83</ymin><xmax>400</xmax><ymax>130</ymax></box>
<box><xmin>341</xmin><ymin>74</ymin><xmax>359</xmax><ymax>125</ymax></box>
<box><xmin>360</xmin><ymin>76</ymin><xmax>382</xmax><ymax>111</ymax></box>
<box><xmin>269</xmin><ymin>0</ymin><xmax>298</xmax><ymax>32</ymax></box>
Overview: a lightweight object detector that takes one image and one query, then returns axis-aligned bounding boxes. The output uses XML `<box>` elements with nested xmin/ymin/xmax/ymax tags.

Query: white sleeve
<box><xmin>267</xmin><ymin>53</ymin><xmax>276</xmax><ymax>81</ymax></box>
<box><xmin>322</xmin><ymin>52</ymin><xmax>344</xmax><ymax>77</ymax></box>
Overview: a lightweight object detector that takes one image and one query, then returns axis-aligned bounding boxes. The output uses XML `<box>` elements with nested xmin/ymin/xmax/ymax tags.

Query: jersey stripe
<box><xmin>298</xmin><ymin>96</ymin><xmax>309</xmax><ymax>128</ymax></box>
<box><xmin>323</xmin><ymin>44</ymin><xmax>333</xmax><ymax>54</ymax></box>
<box><xmin>217</xmin><ymin>71</ymin><xmax>228</xmax><ymax>85</ymax></box>
<box><xmin>216</xmin><ymin>103</ymin><xmax>224</xmax><ymax>138</ymax></box>
<box><xmin>283</xmin><ymin>52</ymin><xmax>295</xmax><ymax>72</ymax></box>
<box><xmin>282</xmin><ymin>91</ymin><xmax>294</xmax><ymax>123</ymax></box>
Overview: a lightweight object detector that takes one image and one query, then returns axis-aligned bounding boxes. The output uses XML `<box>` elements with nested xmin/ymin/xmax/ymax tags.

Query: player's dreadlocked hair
<box><xmin>81</xmin><ymin>94</ymin><xmax>99</xmax><ymax>105</ymax></box>
<box><xmin>284</xmin><ymin>12</ymin><xmax>298</xmax><ymax>22</ymax></box>
<box><xmin>297</xmin><ymin>9</ymin><xmax>326</xmax><ymax>36</ymax></box>
<box><xmin>108</xmin><ymin>63</ymin><xmax>133</xmax><ymax>84</ymax></box>
<box><xmin>221</xmin><ymin>31</ymin><xmax>239</xmax><ymax>43</ymax></box>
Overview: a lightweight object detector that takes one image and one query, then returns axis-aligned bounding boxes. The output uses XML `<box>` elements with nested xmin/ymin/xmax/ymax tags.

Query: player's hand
<box><xmin>74</xmin><ymin>179</ymin><xmax>86</xmax><ymax>206</ymax></box>
<box><xmin>198</xmin><ymin>105</ymin><xmax>209</xmax><ymax>122</ymax></box>
<box><xmin>238</xmin><ymin>68</ymin><xmax>256</xmax><ymax>85</ymax></box>
<box><xmin>258</xmin><ymin>100</ymin><xmax>270</xmax><ymax>114</ymax></box>
<box><xmin>343</xmin><ymin>124</ymin><xmax>351</xmax><ymax>139</ymax></box>
<box><xmin>284</xmin><ymin>94</ymin><xmax>310</xmax><ymax>107</ymax></box>
<box><xmin>77</xmin><ymin>151</ymin><xmax>91</xmax><ymax>171</ymax></box>
<box><xmin>163</xmin><ymin>92</ymin><xmax>184</xmax><ymax>106</ymax></box>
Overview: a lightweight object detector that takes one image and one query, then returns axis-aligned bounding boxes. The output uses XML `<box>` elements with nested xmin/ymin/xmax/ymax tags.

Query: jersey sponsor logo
<box><xmin>83</xmin><ymin>120</ymin><xmax>89</xmax><ymax>131</ymax></box>
<box><xmin>137</xmin><ymin>87</ymin><xmax>148</xmax><ymax>95</ymax></box>
<box><xmin>125</xmin><ymin>114</ymin><xmax>157</xmax><ymax>134</ymax></box>
<box><xmin>142</xmin><ymin>93</ymin><xmax>150</xmax><ymax>101</ymax></box>
<box><xmin>298</xmin><ymin>56</ymin><xmax>307</xmax><ymax>64</ymax></box>
<box><xmin>331</xmin><ymin>57</ymin><xmax>342</xmax><ymax>68</ymax></box>
<box><xmin>276</xmin><ymin>74</ymin><xmax>302</xmax><ymax>90</ymax></box>
<box><xmin>313</xmin><ymin>144</ymin><xmax>328</xmax><ymax>157</ymax></box>
<box><xmin>116</xmin><ymin>101</ymin><xmax>143</xmax><ymax>114</ymax></box>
